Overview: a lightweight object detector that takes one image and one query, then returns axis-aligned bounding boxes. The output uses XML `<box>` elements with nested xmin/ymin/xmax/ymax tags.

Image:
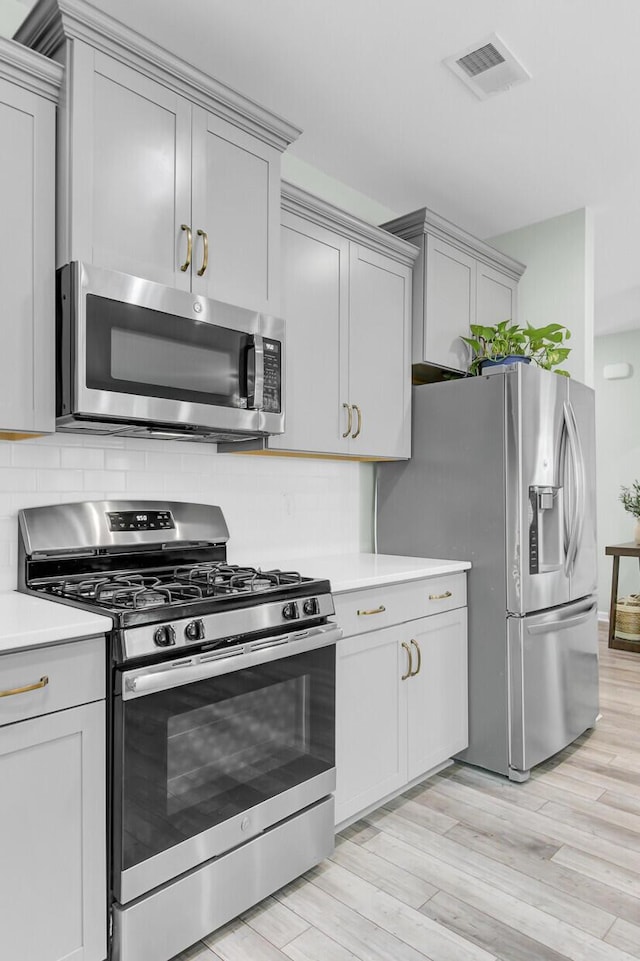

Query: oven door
<box><xmin>113</xmin><ymin>625</ymin><xmax>338</xmax><ymax>904</ymax></box>
<box><xmin>60</xmin><ymin>261</ymin><xmax>284</xmax><ymax>434</ymax></box>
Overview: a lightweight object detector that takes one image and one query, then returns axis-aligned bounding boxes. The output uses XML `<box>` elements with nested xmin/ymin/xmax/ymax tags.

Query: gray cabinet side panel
<box><xmin>377</xmin><ymin>377</ymin><xmax>510</xmax><ymax>775</ymax></box>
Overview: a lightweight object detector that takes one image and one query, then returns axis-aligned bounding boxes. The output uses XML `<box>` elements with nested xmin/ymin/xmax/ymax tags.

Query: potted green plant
<box><xmin>461</xmin><ymin>321</ymin><xmax>571</xmax><ymax>376</ymax></box>
<box><xmin>620</xmin><ymin>481</ymin><xmax>640</xmax><ymax>544</ymax></box>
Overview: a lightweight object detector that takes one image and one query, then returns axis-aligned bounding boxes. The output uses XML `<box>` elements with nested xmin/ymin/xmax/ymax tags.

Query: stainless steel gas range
<box><xmin>18</xmin><ymin>500</ymin><xmax>340</xmax><ymax>961</ymax></box>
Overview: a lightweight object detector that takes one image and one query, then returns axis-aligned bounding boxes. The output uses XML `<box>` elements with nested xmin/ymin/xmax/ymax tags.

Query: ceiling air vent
<box><xmin>444</xmin><ymin>33</ymin><xmax>530</xmax><ymax>100</ymax></box>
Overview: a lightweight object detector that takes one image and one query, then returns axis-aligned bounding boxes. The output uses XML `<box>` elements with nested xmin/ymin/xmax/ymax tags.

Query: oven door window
<box><xmin>115</xmin><ymin>645</ymin><xmax>334</xmax><ymax>872</ymax></box>
<box><xmin>85</xmin><ymin>294</ymin><xmax>251</xmax><ymax>408</ymax></box>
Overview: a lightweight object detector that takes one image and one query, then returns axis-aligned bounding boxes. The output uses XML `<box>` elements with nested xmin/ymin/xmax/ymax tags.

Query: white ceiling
<box><xmin>11</xmin><ymin>0</ymin><xmax>640</xmax><ymax>335</ymax></box>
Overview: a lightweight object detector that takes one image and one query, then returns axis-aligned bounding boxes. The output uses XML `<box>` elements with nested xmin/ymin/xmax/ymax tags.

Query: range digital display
<box><xmin>107</xmin><ymin>510</ymin><xmax>175</xmax><ymax>532</ymax></box>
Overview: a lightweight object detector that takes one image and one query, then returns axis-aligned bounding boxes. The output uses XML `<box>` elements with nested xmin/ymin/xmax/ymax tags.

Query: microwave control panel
<box><xmin>262</xmin><ymin>339</ymin><xmax>281</xmax><ymax>413</ymax></box>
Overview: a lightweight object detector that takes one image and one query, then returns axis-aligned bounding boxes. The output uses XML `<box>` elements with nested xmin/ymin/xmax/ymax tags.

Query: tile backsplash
<box><xmin>0</xmin><ymin>433</ymin><xmax>374</xmax><ymax>590</ymax></box>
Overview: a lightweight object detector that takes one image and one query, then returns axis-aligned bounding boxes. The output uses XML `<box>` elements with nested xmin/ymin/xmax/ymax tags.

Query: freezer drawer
<box><xmin>508</xmin><ymin>597</ymin><xmax>599</xmax><ymax>777</ymax></box>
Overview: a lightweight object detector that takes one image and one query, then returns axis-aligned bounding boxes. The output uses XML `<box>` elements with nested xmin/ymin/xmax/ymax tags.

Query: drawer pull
<box><xmin>357</xmin><ymin>605</ymin><xmax>386</xmax><ymax>616</ymax></box>
<box><xmin>401</xmin><ymin>642</ymin><xmax>412</xmax><ymax>680</ymax></box>
<box><xmin>429</xmin><ymin>590</ymin><xmax>452</xmax><ymax>601</ymax></box>
<box><xmin>0</xmin><ymin>675</ymin><xmax>49</xmax><ymax>698</ymax></box>
<box><xmin>410</xmin><ymin>639</ymin><xmax>422</xmax><ymax>676</ymax></box>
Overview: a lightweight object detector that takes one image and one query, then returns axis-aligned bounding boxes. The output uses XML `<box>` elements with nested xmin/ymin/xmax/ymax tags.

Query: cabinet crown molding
<box><xmin>281</xmin><ymin>181</ymin><xmax>419</xmax><ymax>267</ymax></box>
<box><xmin>15</xmin><ymin>0</ymin><xmax>301</xmax><ymax>152</ymax></box>
<box><xmin>382</xmin><ymin>206</ymin><xmax>526</xmax><ymax>281</ymax></box>
<box><xmin>0</xmin><ymin>35</ymin><xmax>62</xmax><ymax>101</ymax></box>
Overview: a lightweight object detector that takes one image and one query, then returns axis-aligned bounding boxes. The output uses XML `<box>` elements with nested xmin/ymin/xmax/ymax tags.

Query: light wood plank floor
<box><xmin>172</xmin><ymin>628</ymin><xmax>640</xmax><ymax>961</ymax></box>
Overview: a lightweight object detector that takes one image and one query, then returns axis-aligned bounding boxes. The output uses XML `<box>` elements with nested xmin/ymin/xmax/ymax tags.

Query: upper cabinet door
<box><xmin>67</xmin><ymin>48</ymin><xmax>192</xmax><ymax>289</ymax></box>
<box><xmin>269</xmin><ymin>214</ymin><xmax>349</xmax><ymax>454</ymax></box>
<box><xmin>0</xmin><ymin>73</ymin><xmax>56</xmax><ymax>434</ymax></box>
<box><xmin>476</xmin><ymin>261</ymin><xmax>518</xmax><ymax>328</ymax></box>
<box><xmin>423</xmin><ymin>235</ymin><xmax>476</xmax><ymax>371</ymax></box>
<box><xmin>348</xmin><ymin>245</ymin><xmax>411</xmax><ymax>460</ymax></box>
<box><xmin>191</xmin><ymin>109</ymin><xmax>281</xmax><ymax>313</ymax></box>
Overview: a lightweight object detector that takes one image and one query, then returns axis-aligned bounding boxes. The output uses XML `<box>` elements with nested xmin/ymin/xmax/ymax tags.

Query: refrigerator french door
<box><xmin>376</xmin><ymin>363</ymin><xmax>599</xmax><ymax>780</ymax></box>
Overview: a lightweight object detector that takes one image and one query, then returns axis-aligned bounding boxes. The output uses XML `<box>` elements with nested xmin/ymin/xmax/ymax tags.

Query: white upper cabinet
<box><xmin>0</xmin><ymin>39</ymin><xmax>61</xmax><ymax>437</ymax></box>
<box><xmin>17</xmin><ymin>0</ymin><xmax>299</xmax><ymax>315</ymax></box>
<box><xmin>382</xmin><ymin>207</ymin><xmax>525</xmax><ymax>375</ymax></box>
<box><xmin>267</xmin><ymin>184</ymin><xmax>416</xmax><ymax>460</ymax></box>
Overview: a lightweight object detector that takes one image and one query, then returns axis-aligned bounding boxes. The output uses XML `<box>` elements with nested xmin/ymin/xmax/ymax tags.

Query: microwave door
<box><xmin>61</xmin><ymin>262</ymin><xmax>283</xmax><ymax>437</ymax></box>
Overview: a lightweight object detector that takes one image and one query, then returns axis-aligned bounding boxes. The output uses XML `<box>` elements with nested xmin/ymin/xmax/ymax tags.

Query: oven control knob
<box><xmin>154</xmin><ymin>625</ymin><xmax>176</xmax><ymax>648</ymax></box>
<box><xmin>282</xmin><ymin>601</ymin><xmax>299</xmax><ymax>620</ymax></box>
<box><xmin>185</xmin><ymin>619</ymin><xmax>205</xmax><ymax>642</ymax></box>
<box><xmin>303</xmin><ymin>597</ymin><xmax>319</xmax><ymax>616</ymax></box>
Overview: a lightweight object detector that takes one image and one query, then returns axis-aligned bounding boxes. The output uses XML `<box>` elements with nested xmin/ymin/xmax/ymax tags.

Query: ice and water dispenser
<box><xmin>528</xmin><ymin>485</ymin><xmax>563</xmax><ymax>574</ymax></box>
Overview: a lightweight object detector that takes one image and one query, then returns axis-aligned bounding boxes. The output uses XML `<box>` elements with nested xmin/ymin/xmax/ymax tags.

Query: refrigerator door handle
<box><xmin>526</xmin><ymin>601</ymin><xmax>597</xmax><ymax>635</ymax></box>
<box><xmin>562</xmin><ymin>401</ymin><xmax>586</xmax><ymax>578</ymax></box>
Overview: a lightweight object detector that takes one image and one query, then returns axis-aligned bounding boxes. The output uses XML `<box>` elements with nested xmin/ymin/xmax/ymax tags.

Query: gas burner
<box><xmin>176</xmin><ymin>563</ymin><xmax>302</xmax><ymax>596</ymax></box>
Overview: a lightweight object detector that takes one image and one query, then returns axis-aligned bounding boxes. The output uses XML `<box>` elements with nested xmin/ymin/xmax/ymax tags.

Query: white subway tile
<box><xmin>125</xmin><ymin>472</ymin><xmax>165</xmax><ymax>493</ymax></box>
<box><xmin>61</xmin><ymin>447</ymin><xmax>104</xmax><ymax>470</ymax></box>
<box><xmin>0</xmin><ymin>468</ymin><xmax>38</xmax><ymax>492</ymax></box>
<box><xmin>37</xmin><ymin>469</ymin><xmax>84</xmax><ymax>491</ymax></box>
<box><xmin>145</xmin><ymin>451</ymin><xmax>172</xmax><ymax>472</ymax></box>
<box><xmin>84</xmin><ymin>434</ymin><xmax>125</xmax><ymax>448</ymax></box>
<box><xmin>84</xmin><ymin>470</ymin><xmax>126</xmax><ymax>491</ymax></box>
<box><xmin>12</xmin><ymin>444</ymin><xmax>61</xmax><ymax>468</ymax></box>
<box><xmin>0</xmin><ymin>446</ymin><xmax>12</xmax><ymax>466</ymax></box>
<box><xmin>9</xmin><ymin>491</ymin><xmax>62</xmax><ymax>510</ymax></box>
<box><xmin>105</xmin><ymin>450</ymin><xmax>146</xmax><ymax>471</ymax></box>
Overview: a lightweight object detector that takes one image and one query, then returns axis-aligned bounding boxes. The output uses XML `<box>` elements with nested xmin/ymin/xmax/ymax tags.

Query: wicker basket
<box><xmin>615</xmin><ymin>594</ymin><xmax>640</xmax><ymax>640</ymax></box>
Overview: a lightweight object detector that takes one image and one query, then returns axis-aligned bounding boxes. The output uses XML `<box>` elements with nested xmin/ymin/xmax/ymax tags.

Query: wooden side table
<box><xmin>606</xmin><ymin>543</ymin><xmax>640</xmax><ymax>652</ymax></box>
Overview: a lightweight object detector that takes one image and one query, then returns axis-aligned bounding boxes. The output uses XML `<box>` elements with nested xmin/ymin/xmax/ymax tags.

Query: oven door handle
<box><xmin>122</xmin><ymin>624</ymin><xmax>342</xmax><ymax>700</ymax></box>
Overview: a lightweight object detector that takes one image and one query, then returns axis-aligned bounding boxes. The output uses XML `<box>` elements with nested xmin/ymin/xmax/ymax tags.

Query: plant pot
<box><xmin>479</xmin><ymin>355</ymin><xmax>532</xmax><ymax>372</ymax></box>
<box><xmin>635</xmin><ymin>520</ymin><xmax>640</xmax><ymax>545</ymax></box>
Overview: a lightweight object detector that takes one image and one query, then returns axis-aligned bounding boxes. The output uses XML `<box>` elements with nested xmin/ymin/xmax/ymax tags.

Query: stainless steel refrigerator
<box><xmin>376</xmin><ymin>363</ymin><xmax>599</xmax><ymax>780</ymax></box>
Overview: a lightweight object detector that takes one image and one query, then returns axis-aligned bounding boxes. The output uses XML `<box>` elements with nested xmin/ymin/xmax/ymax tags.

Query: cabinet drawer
<box><xmin>332</xmin><ymin>573</ymin><xmax>467</xmax><ymax>639</ymax></box>
<box><xmin>0</xmin><ymin>636</ymin><xmax>105</xmax><ymax>726</ymax></box>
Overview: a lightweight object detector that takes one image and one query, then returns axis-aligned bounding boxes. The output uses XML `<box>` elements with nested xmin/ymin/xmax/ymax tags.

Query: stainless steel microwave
<box><xmin>56</xmin><ymin>262</ymin><xmax>284</xmax><ymax>443</ymax></box>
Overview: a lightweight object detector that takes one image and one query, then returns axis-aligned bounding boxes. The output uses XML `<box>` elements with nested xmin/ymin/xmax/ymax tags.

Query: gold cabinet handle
<box><xmin>196</xmin><ymin>228</ymin><xmax>209</xmax><ymax>276</ymax></box>
<box><xmin>429</xmin><ymin>590</ymin><xmax>452</xmax><ymax>600</ymax></box>
<box><xmin>0</xmin><ymin>675</ymin><xmax>49</xmax><ymax>698</ymax></box>
<box><xmin>352</xmin><ymin>404</ymin><xmax>362</xmax><ymax>439</ymax></box>
<box><xmin>180</xmin><ymin>224</ymin><xmax>193</xmax><ymax>272</ymax></box>
<box><xmin>342</xmin><ymin>403</ymin><xmax>352</xmax><ymax>438</ymax></box>
<box><xmin>401</xmin><ymin>642</ymin><xmax>412</xmax><ymax>680</ymax></box>
<box><xmin>410</xmin><ymin>639</ymin><xmax>421</xmax><ymax>676</ymax></box>
<box><xmin>357</xmin><ymin>605</ymin><xmax>386</xmax><ymax>616</ymax></box>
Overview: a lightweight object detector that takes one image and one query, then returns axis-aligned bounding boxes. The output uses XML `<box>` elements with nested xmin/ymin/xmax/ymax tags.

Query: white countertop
<box><xmin>266</xmin><ymin>553</ymin><xmax>470</xmax><ymax>594</ymax></box>
<box><xmin>0</xmin><ymin>592</ymin><xmax>111</xmax><ymax>655</ymax></box>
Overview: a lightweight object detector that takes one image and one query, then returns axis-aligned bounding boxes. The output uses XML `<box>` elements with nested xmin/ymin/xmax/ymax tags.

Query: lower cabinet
<box><xmin>335</xmin><ymin>590</ymin><xmax>467</xmax><ymax>826</ymax></box>
<box><xmin>0</xmin><ymin>641</ymin><xmax>106</xmax><ymax>961</ymax></box>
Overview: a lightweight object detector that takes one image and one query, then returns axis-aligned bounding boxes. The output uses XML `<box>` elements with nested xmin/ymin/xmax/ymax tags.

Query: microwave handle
<box><xmin>247</xmin><ymin>334</ymin><xmax>264</xmax><ymax>410</ymax></box>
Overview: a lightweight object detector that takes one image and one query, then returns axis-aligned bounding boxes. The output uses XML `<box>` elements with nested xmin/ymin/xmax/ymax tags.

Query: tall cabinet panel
<box><xmin>84</xmin><ymin>51</ymin><xmax>192</xmax><ymax>289</ymax></box>
<box><xmin>0</xmin><ymin>40</ymin><xmax>61</xmax><ymax>437</ymax></box>
<box><xmin>191</xmin><ymin>109</ymin><xmax>281</xmax><ymax>313</ymax></box>
<box><xmin>262</xmin><ymin>184</ymin><xmax>417</xmax><ymax>460</ymax></box>
<box><xmin>269</xmin><ymin>215</ymin><xmax>349</xmax><ymax>454</ymax></box>
<box><xmin>349</xmin><ymin>245</ymin><xmax>411</xmax><ymax>460</ymax></box>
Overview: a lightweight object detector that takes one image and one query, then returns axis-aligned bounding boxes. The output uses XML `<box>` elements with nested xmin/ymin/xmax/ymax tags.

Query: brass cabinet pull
<box><xmin>180</xmin><ymin>224</ymin><xmax>193</xmax><ymax>272</ymax></box>
<box><xmin>352</xmin><ymin>404</ymin><xmax>362</xmax><ymax>439</ymax></box>
<box><xmin>410</xmin><ymin>639</ymin><xmax>421</xmax><ymax>676</ymax></box>
<box><xmin>401</xmin><ymin>642</ymin><xmax>412</xmax><ymax>680</ymax></box>
<box><xmin>196</xmin><ymin>228</ymin><xmax>209</xmax><ymax>276</ymax></box>
<box><xmin>342</xmin><ymin>403</ymin><xmax>352</xmax><ymax>438</ymax></box>
<box><xmin>429</xmin><ymin>590</ymin><xmax>453</xmax><ymax>600</ymax></box>
<box><xmin>0</xmin><ymin>675</ymin><xmax>49</xmax><ymax>698</ymax></box>
<box><xmin>357</xmin><ymin>605</ymin><xmax>386</xmax><ymax>616</ymax></box>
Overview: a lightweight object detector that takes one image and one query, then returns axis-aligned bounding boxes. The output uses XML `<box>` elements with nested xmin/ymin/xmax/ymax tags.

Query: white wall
<box><xmin>0</xmin><ymin>433</ymin><xmax>373</xmax><ymax>591</ymax></box>
<box><xmin>281</xmin><ymin>154</ymin><xmax>397</xmax><ymax>225</ymax></box>
<box><xmin>594</xmin><ymin>330</ymin><xmax>640</xmax><ymax>613</ymax></box>
<box><xmin>489</xmin><ymin>208</ymin><xmax>595</xmax><ymax>386</ymax></box>
<box><xmin>0</xmin><ymin>0</ymin><xmax>31</xmax><ymax>37</ymax></box>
